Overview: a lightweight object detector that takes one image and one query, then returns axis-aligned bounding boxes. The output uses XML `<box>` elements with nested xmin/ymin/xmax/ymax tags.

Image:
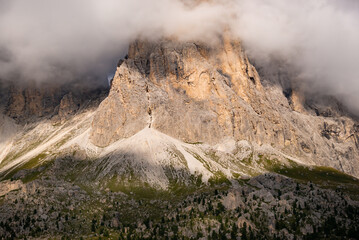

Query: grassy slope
<box><xmin>260</xmin><ymin>157</ymin><xmax>359</xmax><ymax>197</ymax></box>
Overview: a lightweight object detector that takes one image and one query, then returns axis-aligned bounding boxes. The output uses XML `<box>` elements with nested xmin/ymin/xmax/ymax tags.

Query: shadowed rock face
<box><xmin>6</xmin><ymin>83</ymin><xmax>64</xmax><ymax>121</ymax></box>
<box><xmin>2</xmin><ymin>81</ymin><xmax>108</xmax><ymax>124</ymax></box>
<box><xmin>90</xmin><ymin>36</ymin><xmax>359</xmax><ymax>178</ymax></box>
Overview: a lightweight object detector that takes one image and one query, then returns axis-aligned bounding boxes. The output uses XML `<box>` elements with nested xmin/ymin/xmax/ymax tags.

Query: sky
<box><xmin>0</xmin><ymin>0</ymin><xmax>358</xmax><ymax>111</ymax></box>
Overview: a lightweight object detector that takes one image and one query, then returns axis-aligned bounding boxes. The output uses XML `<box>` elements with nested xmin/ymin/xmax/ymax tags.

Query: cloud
<box><xmin>0</xmin><ymin>0</ymin><xmax>229</xmax><ymax>83</ymax></box>
<box><xmin>229</xmin><ymin>0</ymin><xmax>359</xmax><ymax>112</ymax></box>
<box><xmin>0</xmin><ymin>0</ymin><xmax>358</xmax><ymax>112</ymax></box>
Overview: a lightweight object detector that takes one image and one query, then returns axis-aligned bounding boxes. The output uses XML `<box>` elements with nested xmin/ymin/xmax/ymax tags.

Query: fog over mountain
<box><xmin>0</xmin><ymin>0</ymin><xmax>358</xmax><ymax>111</ymax></box>
<box><xmin>2</xmin><ymin>2</ymin><xmax>359</xmax><ymax>238</ymax></box>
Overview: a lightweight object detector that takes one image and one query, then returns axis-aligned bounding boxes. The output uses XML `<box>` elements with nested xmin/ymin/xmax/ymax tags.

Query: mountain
<box><xmin>1</xmin><ymin>35</ymin><xmax>359</xmax><ymax>239</ymax></box>
<box><xmin>91</xmin><ymin>35</ymin><xmax>359</xmax><ymax>178</ymax></box>
<box><xmin>2</xmin><ymin>80</ymin><xmax>108</xmax><ymax>124</ymax></box>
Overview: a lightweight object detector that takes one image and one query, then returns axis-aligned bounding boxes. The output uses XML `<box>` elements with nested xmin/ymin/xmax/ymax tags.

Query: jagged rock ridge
<box><xmin>1</xmin><ymin>34</ymin><xmax>359</xmax><ymax>240</ymax></box>
<box><xmin>2</xmin><ymin>80</ymin><xmax>108</xmax><ymax>124</ymax></box>
<box><xmin>90</xmin><ymin>36</ymin><xmax>359</xmax><ymax>178</ymax></box>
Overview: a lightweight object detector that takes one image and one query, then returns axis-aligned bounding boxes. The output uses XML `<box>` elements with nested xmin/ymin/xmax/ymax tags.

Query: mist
<box><xmin>230</xmin><ymin>0</ymin><xmax>359</xmax><ymax>113</ymax></box>
<box><xmin>0</xmin><ymin>0</ymin><xmax>229</xmax><ymax>84</ymax></box>
<box><xmin>0</xmin><ymin>0</ymin><xmax>358</xmax><ymax>112</ymax></box>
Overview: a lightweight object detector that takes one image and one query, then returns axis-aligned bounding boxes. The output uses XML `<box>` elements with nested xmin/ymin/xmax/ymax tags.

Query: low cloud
<box><xmin>0</xmin><ymin>0</ymin><xmax>358</xmax><ymax>112</ymax></box>
<box><xmin>0</xmin><ymin>0</ymin><xmax>229</xmax><ymax>83</ymax></box>
<box><xmin>230</xmin><ymin>0</ymin><xmax>359</xmax><ymax>112</ymax></box>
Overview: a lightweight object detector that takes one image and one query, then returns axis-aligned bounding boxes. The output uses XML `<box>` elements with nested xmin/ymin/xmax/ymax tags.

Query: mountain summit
<box><xmin>91</xmin><ymin>36</ymin><xmax>359</xmax><ymax>178</ymax></box>
<box><xmin>1</xmin><ymin>35</ymin><xmax>359</xmax><ymax>239</ymax></box>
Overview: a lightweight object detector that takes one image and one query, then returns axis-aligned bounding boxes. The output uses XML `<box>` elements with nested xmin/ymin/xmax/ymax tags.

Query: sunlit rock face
<box><xmin>90</xmin><ymin>36</ymin><xmax>264</xmax><ymax>147</ymax></box>
<box><xmin>90</xmin><ymin>35</ymin><xmax>359</xmax><ymax>178</ymax></box>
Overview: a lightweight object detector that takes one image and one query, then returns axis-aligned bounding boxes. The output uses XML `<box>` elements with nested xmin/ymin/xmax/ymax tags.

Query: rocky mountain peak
<box><xmin>90</xmin><ymin>35</ymin><xmax>264</xmax><ymax>147</ymax></box>
<box><xmin>1</xmin><ymin>3</ymin><xmax>359</xmax><ymax>239</ymax></box>
<box><xmin>90</xmin><ymin>35</ymin><xmax>359</xmax><ymax>178</ymax></box>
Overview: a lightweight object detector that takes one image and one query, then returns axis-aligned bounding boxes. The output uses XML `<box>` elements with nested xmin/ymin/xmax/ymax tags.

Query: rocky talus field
<box><xmin>1</xmin><ymin>36</ymin><xmax>359</xmax><ymax>239</ymax></box>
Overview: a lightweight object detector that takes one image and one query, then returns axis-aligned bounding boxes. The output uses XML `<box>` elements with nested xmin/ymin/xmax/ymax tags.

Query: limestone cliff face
<box><xmin>3</xmin><ymin>81</ymin><xmax>107</xmax><ymax>124</ymax></box>
<box><xmin>6</xmin><ymin>83</ymin><xmax>63</xmax><ymax>121</ymax></box>
<box><xmin>91</xmin><ymin>36</ymin><xmax>266</xmax><ymax>146</ymax></box>
<box><xmin>91</xmin><ymin>36</ymin><xmax>359</xmax><ymax>177</ymax></box>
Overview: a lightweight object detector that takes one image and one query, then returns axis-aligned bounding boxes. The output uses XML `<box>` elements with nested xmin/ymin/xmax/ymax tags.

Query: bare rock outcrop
<box><xmin>90</xmin><ymin>36</ymin><xmax>359</xmax><ymax>177</ymax></box>
<box><xmin>5</xmin><ymin>83</ymin><xmax>65</xmax><ymax>122</ymax></box>
<box><xmin>0</xmin><ymin>180</ymin><xmax>23</xmax><ymax>197</ymax></box>
<box><xmin>91</xmin><ymin>36</ymin><xmax>268</xmax><ymax>146</ymax></box>
<box><xmin>2</xmin><ymin>81</ymin><xmax>108</xmax><ymax>124</ymax></box>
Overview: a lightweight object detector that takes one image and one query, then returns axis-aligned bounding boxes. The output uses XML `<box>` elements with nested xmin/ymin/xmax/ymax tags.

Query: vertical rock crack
<box><xmin>145</xmin><ymin>84</ymin><xmax>152</xmax><ymax>128</ymax></box>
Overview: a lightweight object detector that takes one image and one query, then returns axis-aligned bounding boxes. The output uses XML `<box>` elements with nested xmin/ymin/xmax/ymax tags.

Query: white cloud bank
<box><xmin>0</xmin><ymin>0</ymin><xmax>358</xmax><ymax>111</ymax></box>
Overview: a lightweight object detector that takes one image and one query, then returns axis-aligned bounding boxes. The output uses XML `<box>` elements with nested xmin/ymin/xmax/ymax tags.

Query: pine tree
<box><xmin>241</xmin><ymin>222</ymin><xmax>247</xmax><ymax>240</ymax></box>
<box><xmin>231</xmin><ymin>223</ymin><xmax>238</xmax><ymax>239</ymax></box>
